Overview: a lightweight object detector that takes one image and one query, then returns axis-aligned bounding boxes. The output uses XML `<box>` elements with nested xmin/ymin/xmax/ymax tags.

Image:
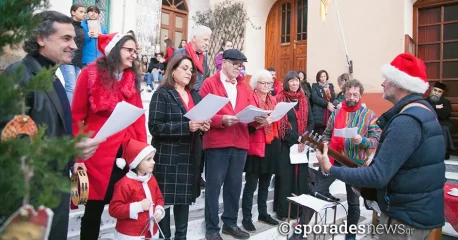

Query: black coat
<box><xmin>1</xmin><ymin>54</ymin><xmax>72</xmax><ymax>239</ymax></box>
<box><xmin>425</xmin><ymin>97</ymin><xmax>453</xmax><ymax>128</ymax></box>
<box><xmin>311</xmin><ymin>83</ymin><xmax>336</xmax><ymax>126</ymax></box>
<box><xmin>148</xmin><ymin>86</ymin><xmax>203</xmax><ymax>205</ymax></box>
<box><xmin>71</xmin><ymin>20</ymin><xmax>85</xmax><ymax>68</ymax></box>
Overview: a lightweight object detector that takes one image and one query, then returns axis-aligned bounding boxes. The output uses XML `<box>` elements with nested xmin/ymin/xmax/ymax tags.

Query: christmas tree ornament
<box><xmin>0</xmin><ymin>205</ymin><xmax>53</xmax><ymax>240</ymax></box>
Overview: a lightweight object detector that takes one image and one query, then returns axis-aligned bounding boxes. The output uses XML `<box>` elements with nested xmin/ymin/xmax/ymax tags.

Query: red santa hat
<box><xmin>381</xmin><ymin>53</ymin><xmax>429</xmax><ymax>94</ymax></box>
<box><xmin>97</xmin><ymin>32</ymin><xmax>128</xmax><ymax>56</ymax></box>
<box><xmin>116</xmin><ymin>139</ymin><xmax>156</xmax><ymax>169</ymax></box>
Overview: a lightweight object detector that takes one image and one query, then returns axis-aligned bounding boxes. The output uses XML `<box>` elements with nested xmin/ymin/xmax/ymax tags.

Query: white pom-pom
<box><xmin>116</xmin><ymin>158</ymin><xmax>126</xmax><ymax>169</ymax></box>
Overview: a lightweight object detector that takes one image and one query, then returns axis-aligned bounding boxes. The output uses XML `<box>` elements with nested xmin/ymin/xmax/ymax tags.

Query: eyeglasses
<box><xmin>121</xmin><ymin>47</ymin><xmax>138</xmax><ymax>56</ymax></box>
<box><xmin>226</xmin><ymin>60</ymin><xmax>244</xmax><ymax>69</ymax></box>
<box><xmin>179</xmin><ymin>65</ymin><xmax>195</xmax><ymax>75</ymax></box>
<box><xmin>258</xmin><ymin>81</ymin><xmax>273</xmax><ymax>86</ymax></box>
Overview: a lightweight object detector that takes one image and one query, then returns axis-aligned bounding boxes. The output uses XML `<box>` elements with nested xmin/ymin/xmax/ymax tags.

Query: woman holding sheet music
<box><xmin>71</xmin><ymin>32</ymin><xmax>146</xmax><ymax>239</ymax></box>
<box><xmin>241</xmin><ymin>69</ymin><xmax>281</xmax><ymax>231</ymax></box>
<box><xmin>148</xmin><ymin>54</ymin><xmax>210</xmax><ymax>239</ymax></box>
<box><xmin>274</xmin><ymin>71</ymin><xmax>314</xmax><ymax>221</ymax></box>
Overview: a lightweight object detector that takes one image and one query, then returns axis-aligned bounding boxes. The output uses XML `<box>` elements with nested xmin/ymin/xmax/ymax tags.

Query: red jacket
<box><xmin>247</xmin><ymin>94</ymin><xmax>279</xmax><ymax>157</ymax></box>
<box><xmin>199</xmin><ymin>71</ymin><xmax>252</xmax><ymax>150</ymax></box>
<box><xmin>72</xmin><ymin>64</ymin><xmax>147</xmax><ymax>200</ymax></box>
<box><xmin>109</xmin><ymin>174</ymin><xmax>164</xmax><ymax>239</ymax></box>
<box><xmin>273</xmin><ymin>78</ymin><xmax>282</xmax><ymax>96</ymax></box>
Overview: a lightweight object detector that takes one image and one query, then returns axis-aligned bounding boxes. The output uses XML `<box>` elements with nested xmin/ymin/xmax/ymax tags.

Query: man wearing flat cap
<box><xmin>199</xmin><ymin>49</ymin><xmax>270</xmax><ymax>240</ymax></box>
<box><xmin>425</xmin><ymin>82</ymin><xmax>455</xmax><ymax>159</ymax></box>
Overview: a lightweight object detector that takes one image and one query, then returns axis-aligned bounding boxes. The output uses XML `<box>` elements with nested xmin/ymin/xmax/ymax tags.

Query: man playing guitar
<box><xmin>315</xmin><ymin>53</ymin><xmax>446</xmax><ymax>240</ymax></box>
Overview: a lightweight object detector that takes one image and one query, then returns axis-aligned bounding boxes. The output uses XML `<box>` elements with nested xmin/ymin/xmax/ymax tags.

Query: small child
<box><xmin>109</xmin><ymin>139</ymin><xmax>165</xmax><ymax>239</ymax></box>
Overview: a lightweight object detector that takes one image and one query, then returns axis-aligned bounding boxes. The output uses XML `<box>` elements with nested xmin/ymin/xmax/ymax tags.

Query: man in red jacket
<box><xmin>200</xmin><ymin>49</ymin><xmax>268</xmax><ymax>240</ymax></box>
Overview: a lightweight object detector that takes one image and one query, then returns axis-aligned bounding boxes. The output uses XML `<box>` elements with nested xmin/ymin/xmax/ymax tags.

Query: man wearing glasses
<box><xmin>199</xmin><ymin>49</ymin><xmax>270</xmax><ymax>240</ymax></box>
<box><xmin>303</xmin><ymin>79</ymin><xmax>381</xmax><ymax>240</ymax></box>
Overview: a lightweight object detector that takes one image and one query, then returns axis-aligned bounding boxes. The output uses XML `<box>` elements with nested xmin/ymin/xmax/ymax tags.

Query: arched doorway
<box><xmin>161</xmin><ymin>0</ymin><xmax>188</xmax><ymax>52</ymax></box>
<box><xmin>265</xmin><ymin>0</ymin><xmax>308</xmax><ymax>81</ymax></box>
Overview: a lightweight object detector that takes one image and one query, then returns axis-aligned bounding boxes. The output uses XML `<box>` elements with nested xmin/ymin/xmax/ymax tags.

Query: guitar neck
<box><xmin>323</xmin><ymin>144</ymin><xmax>360</xmax><ymax>168</ymax></box>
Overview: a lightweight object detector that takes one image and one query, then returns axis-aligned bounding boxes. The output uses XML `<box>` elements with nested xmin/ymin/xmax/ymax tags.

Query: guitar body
<box><xmin>301</xmin><ymin>131</ymin><xmax>378</xmax><ymax>201</ymax></box>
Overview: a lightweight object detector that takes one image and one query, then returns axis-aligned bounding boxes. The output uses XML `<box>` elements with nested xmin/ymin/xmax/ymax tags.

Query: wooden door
<box><xmin>266</xmin><ymin>0</ymin><xmax>308</xmax><ymax>81</ymax></box>
<box><xmin>161</xmin><ymin>0</ymin><xmax>188</xmax><ymax>52</ymax></box>
<box><xmin>414</xmin><ymin>0</ymin><xmax>458</xmax><ymax>147</ymax></box>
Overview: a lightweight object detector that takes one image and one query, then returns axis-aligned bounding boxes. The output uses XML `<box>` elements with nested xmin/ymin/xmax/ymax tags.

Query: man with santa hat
<box><xmin>109</xmin><ymin>139</ymin><xmax>165</xmax><ymax>240</ymax></box>
<box><xmin>314</xmin><ymin>53</ymin><xmax>446</xmax><ymax>240</ymax></box>
<box><xmin>425</xmin><ymin>81</ymin><xmax>455</xmax><ymax>159</ymax></box>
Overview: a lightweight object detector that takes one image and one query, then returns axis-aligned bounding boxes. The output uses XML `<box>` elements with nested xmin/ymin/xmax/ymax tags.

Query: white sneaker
<box><xmin>147</xmin><ymin>85</ymin><xmax>152</xmax><ymax>92</ymax></box>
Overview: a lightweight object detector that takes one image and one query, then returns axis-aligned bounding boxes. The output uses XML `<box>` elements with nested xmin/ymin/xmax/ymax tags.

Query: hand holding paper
<box><xmin>184</xmin><ymin>94</ymin><xmax>230</xmax><ymax>121</ymax></box>
<box><xmin>235</xmin><ymin>105</ymin><xmax>272</xmax><ymax>123</ymax></box>
<box><xmin>333</xmin><ymin>127</ymin><xmax>358</xmax><ymax>138</ymax></box>
<box><xmin>94</xmin><ymin>101</ymin><xmax>145</xmax><ymax>140</ymax></box>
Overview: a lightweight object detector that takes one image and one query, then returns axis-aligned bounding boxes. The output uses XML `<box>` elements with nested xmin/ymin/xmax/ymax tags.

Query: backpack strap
<box><xmin>400</xmin><ymin>102</ymin><xmax>432</xmax><ymax>113</ymax></box>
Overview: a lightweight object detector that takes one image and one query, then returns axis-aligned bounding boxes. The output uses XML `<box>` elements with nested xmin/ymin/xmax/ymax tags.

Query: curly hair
<box><xmin>95</xmin><ymin>35</ymin><xmax>142</xmax><ymax>92</ymax></box>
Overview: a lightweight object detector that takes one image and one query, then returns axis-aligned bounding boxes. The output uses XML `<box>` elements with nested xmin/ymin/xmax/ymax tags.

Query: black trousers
<box><xmin>241</xmin><ymin>172</ymin><xmax>272</xmax><ymax>221</ymax></box>
<box><xmin>159</xmin><ymin>205</ymin><xmax>190</xmax><ymax>240</ymax></box>
<box><xmin>80</xmin><ymin>162</ymin><xmax>125</xmax><ymax>240</ymax></box>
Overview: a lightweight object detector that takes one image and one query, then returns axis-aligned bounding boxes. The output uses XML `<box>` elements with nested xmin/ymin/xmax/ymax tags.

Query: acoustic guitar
<box><xmin>300</xmin><ymin>130</ymin><xmax>378</xmax><ymax>201</ymax></box>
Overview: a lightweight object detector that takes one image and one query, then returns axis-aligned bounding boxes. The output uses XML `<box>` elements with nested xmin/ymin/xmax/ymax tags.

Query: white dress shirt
<box><xmin>220</xmin><ymin>71</ymin><xmax>237</xmax><ymax>109</ymax></box>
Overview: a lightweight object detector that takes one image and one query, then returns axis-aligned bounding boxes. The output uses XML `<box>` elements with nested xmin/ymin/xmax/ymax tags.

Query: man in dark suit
<box><xmin>425</xmin><ymin>82</ymin><xmax>455</xmax><ymax>159</ymax></box>
<box><xmin>2</xmin><ymin>10</ymin><xmax>103</xmax><ymax>239</ymax></box>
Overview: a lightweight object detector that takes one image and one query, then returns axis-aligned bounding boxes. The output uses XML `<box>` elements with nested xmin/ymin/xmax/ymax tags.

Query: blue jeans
<box><xmin>59</xmin><ymin>65</ymin><xmax>81</xmax><ymax>103</ymax></box>
<box><xmin>204</xmin><ymin>147</ymin><xmax>247</xmax><ymax>234</ymax></box>
<box><xmin>144</xmin><ymin>73</ymin><xmax>152</xmax><ymax>85</ymax></box>
<box><xmin>152</xmin><ymin>71</ymin><xmax>163</xmax><ymax>82</ymax></box>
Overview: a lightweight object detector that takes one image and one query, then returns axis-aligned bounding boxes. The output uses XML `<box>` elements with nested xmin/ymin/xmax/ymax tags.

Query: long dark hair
<box><xmin>316</xmin><ymin>70</ymin><xmax>329</xmax><ymax>82</ymax></box>
<box><xmin>95</xmin><ymin>35</ymin><xmax>142</xmax><ymax>91</ymax></box>
<box><xmin>161</xmin><ymin>54</ymin><xmax>197</xmax><ymax>91</ymax></box>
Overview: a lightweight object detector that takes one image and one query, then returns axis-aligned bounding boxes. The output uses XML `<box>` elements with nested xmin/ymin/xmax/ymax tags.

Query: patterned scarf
<box><xmin>329</xmin><ymin>100</ymin><xmax>362</xmax><ymax>165</ymax></box>
<box><xmin>254</xmin><ymin>90</ymin><xmax>277</xmax><ymax>143</ymax></box>
<box><xmin>276</xmin><ymin>89</ymin><xmax>309</xmax><ymax>139</ymax></box>
<box><xmin>185</xmin><ymin>42</ymin><xmax>204</xmax><ymax>74</ymax></box>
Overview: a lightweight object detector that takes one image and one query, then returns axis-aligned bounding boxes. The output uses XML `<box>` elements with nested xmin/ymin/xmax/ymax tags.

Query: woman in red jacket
<box><xmin>241</xmin><ymin>69</ymin><xmax>281</xmax><ymax>232</ymax></box>
<box><xmin>72</xmin><ymin>32</ymin><xmax>146</xmax><ymax>239</ymax></box>
<box><xmin>163</xmin><ymin>38</ymin><xmax>175</xmax><ymax>64</ymax></box>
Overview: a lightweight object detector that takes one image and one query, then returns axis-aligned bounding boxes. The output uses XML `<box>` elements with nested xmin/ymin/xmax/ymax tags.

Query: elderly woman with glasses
<box><xmin>274</xmin><ymin>71</ymin><xmax>314</xmax><ymax>221</ymax></box>
<box><xmin>149</xmin><ymin>54</ymin><xmax>211</xmax><ymax>239</ymax></box>
<box><xmin>72</xmin><ymin>32</ymin><xmax>146</xmax><ymax>239</ymax></box>
<box><xmin>240</xmin><ymin>69</ymin><xmax>281</xmax><ymax>232</ymax></box>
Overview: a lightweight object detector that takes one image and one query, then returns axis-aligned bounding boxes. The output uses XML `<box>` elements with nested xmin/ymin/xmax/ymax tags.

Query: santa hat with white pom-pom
<box><xmin>116</xmin><ymin>139</ymin><xmax>156</xmax><ymax>169</ymax></box>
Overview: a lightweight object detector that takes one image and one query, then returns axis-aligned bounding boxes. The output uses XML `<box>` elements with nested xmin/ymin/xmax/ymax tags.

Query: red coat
<box><xmin>109</xmin><ymin>173</ymin><xmax>165</xmax><ymax>239</ymax></box>
<box><xmin>199</xmin><ymin>71</ymin><xmax>252</xmax><ymax>150</ymax></box>
<box><xmin>247</xmin><ymin>94</ymin><xmax>279</xmax><ymax>157</ymax></box>
<box><xmin>273</xmin><ymin>78</ymin><xmax>282</xmax><ymax>95</ymax></box>
<box><xmin>72</xmin><ymin>64</ymin><xmax>147</xmax><ymax>200</ymax></box>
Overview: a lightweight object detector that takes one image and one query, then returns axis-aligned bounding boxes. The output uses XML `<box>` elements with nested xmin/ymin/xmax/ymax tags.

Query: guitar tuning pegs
<box><xmin>308</xmin><ymin>130</ymin><xmax>314</xmax><ymax>137</ymax></box>
<box><xmin>303</xmin><ymin>131</ymin><xmax>308</xmax><ymax>136</ymax></box>
<box><xmin>313</xmin><ymin>133</ymin><xmax>319</xmax><ymax>141</ymax></box>
<box><xmin>318</xmin><ymin>135</ymin><xmax>323</xmax><ymax>143</ymax></box>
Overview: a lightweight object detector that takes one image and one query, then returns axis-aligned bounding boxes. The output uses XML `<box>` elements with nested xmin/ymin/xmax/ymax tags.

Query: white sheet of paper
<box><xmin>183</xmin><ymin>94</ymin><xmax>230</xmax><ymax>121</ymax></box>
<box><xmin>290</xmin><ymin>144</ymin><xmax>309</xmax><ymax>164</ymax></box>
<box><xmin>94</xmin><ymin>101</ymin><xmax>145</xmax><ymax>140</ymax></box>
<box><xmin>287</xmin><ymin>194</ymin><xmax>338</xmax><ymax>213</ymax></box>
<box><xmin>333</xmin><ymin>127</ymin><xmax>358</xmax><ymax>138</ymax></box>
<box><xmin>236</xmin><ymin>105</ymin><xmax>272</xmax><ymax>123</ymax></box>
<box><xmin>270</xmin><ymin>102</ymin><xmax>298</xmax><ymax>122</ymax></box>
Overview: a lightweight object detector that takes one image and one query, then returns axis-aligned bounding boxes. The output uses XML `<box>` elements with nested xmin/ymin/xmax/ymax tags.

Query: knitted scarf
<box><xmin>254</xmin><ymin>90</ymin><xmax>277</xmax><ymax>143</ymax></box>
<box><xmin>276</xmin><ymin>89</ymin><xmax>309</xmax><ymax>139</ymax></box>
<box><xmin>329</xmin><ymin>100</ymin><xmax>362</xmax><ymax>165</ymax></box>
<box><xmin>185</xmin><ymin>42</ymin><xmax>204</xmax><ymax>74</ymax></box>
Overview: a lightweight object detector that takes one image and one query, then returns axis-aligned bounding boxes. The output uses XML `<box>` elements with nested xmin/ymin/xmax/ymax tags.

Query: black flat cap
<box><xmin>434</xmin><ymin>82</ymin><xmax>446</xmax><ymax>90</ymax></box>
<box><xmin>223</xmin><ymin>49</ymin><xmax>247</xmax><ymax>62</ymax></box>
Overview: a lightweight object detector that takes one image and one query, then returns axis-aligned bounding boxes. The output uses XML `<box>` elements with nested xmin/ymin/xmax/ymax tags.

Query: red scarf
<box><xmin>185</xmin><ymin>43</ymin><xmax>204</xmax><ymax>74</ymax></box>
<box><xmin>276</xmin><ymin>89</ymin><xmax>309</xmax><ymax>139</ymax></box>
<box><xmin>254</xmin><ymin>91</ymin><xmax>278</xmax><ymax>143</ymax></box>
<box><xmin>329</xmin><ymin>100</ymin><xmax>362</xmax><ymax>164</ymax></box>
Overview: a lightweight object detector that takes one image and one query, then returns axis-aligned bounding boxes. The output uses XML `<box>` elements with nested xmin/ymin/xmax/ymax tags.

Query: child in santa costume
<box><xmin>109</xmin><ymin>139</ymin><xmax>165</xmax><ymax>240</ymax></box>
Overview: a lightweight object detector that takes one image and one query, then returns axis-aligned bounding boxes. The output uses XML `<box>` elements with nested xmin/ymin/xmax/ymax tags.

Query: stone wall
<box><xmin>135</xmin><ymin>0</ymin><xmax>162</xmax><ymax>58</ymax></box>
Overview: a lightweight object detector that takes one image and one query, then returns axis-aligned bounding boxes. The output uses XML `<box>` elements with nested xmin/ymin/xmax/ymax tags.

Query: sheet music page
<box><xmin>287</xmin><ymin>194</ymin><xmax>337</xmax><ymax>213</ymax></box>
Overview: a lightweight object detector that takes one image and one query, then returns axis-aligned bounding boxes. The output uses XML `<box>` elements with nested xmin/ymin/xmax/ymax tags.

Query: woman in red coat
<box><xmin>72</xmin><ymin>32</ymin><xmax>146</xmax><ymax>239</ymax></box>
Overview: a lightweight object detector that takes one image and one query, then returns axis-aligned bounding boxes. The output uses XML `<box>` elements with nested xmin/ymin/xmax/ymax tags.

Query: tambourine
<box><xmin>1</xmin><ymin>115</ymin><xmax>38</xmax><ymax>141</ymax></box>
<box><xmin>71</xmin><ymin>169</ymin><xmax>89</xmax><ymax>206</ymax></box>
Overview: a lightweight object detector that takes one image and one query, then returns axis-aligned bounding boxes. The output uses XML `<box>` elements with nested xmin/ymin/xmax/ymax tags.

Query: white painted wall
<box><xmin>109</xmin><ymin>0</ymin><xmax>137</xmax><ymax>33</ymax></box>
<box><xmin>187</xmin><ymin>0</ymin><xmax>211</xmax><ymax>41</ymax></box>
<box><xmin>48</xmin><ymin>0</ymin><xmax>73</xmax><ymax>17</ymax></box>
<box><xmin>404</xmin><ymin>0</ymin><xmax>414</xmax><ymax>37</ymax></box>
<box><xmin>307</xmin><ymin>0</ymin><xmax>406</xmax><ymax>92</ymax></box>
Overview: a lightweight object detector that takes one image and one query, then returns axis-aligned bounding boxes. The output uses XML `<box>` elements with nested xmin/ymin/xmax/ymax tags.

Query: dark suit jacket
<box><xmin>148</xmin><ymin>86</ymin><xmax>204</xmax><ymax>204</ymax></box>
